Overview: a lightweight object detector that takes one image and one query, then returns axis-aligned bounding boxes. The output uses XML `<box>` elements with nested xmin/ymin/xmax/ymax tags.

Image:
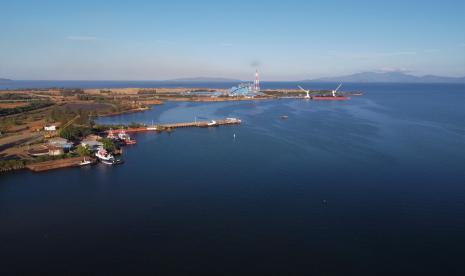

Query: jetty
<box><xmin>106</xmin><ymin>117</ymin><xmax>241</xmax><ymax>134</ymax></box>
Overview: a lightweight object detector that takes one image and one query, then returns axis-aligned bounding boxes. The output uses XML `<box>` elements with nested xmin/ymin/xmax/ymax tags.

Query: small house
<box><xmin>81</xmin><ymin>140</ymin><xmax>103</xmax><ymax>151</ymax></box>
<box><xmin>44</xmin><ymin>125</ymin><xmax>57</xmax><ymax>131</ymax></box>
<box><xmin>48</xmin><ymin>137</ymin><xmax>73</xmax><ymax>151</ymax></box>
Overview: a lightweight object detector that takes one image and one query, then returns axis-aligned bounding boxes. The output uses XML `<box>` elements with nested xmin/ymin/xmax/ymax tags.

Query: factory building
<box><xmin>228</xmin><ymin>69</ymin><xmax>263</xmax><ymax>97</ymax></box>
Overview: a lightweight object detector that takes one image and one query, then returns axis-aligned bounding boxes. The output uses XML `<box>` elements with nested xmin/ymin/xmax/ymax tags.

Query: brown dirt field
<box><xmin>139</xmin><ymin>100</ymin><xmax>163</xmax><ymax>105</ymax></box>
<box><xmin>0</xmin><ymin>102</ymin><xmax>29</xmax><ymax>108</ymax></box>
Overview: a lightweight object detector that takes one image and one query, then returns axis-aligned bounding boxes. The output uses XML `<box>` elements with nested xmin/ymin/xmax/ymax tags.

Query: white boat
<box><xmin>107</xmin><ymin>129</ymin><xmax>116</xmax><ymax>139</ymax></box>
<box><xmin>207</xmin><ymin>120</ymin><xmax>218</xmax><ymax>127</ymax></box>
<box><xmin>118</xmin><ymin>130</ymin><xmax>136</xmax><ymax>145</ymax></box>
<box><xmin>96</xmin><ymin>147</ymin><xmax>114</xmax><ymax>162</ymax></box>
<box><xmin>95</xmin><ymin>147</ymin><xmax>123</xmax><ymax>165</ymax></box>
<box><xmin>117</xmin><ymin>130</ymin><xmax>129</xmax><ymax>140</ymax></box>
<box><xmin>79</xmin><ymin>157</ymin><xmax>92</xmax><ymax>166</ymax></box>
<box><xmin>226</xmin><ymin>117</ymin><xmax>241</xmax><ymax>123</ymax></box>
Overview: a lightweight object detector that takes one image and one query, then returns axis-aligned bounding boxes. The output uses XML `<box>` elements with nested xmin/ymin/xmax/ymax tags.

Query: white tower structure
<box><xmin>254</xmin><ymin>69</ymin><xmax>260</xmax><ymax>92</ymax></box>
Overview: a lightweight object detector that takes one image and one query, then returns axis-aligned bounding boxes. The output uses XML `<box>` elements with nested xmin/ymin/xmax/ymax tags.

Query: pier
<box><xmin>107</xmin><ymin>118</ymin><xmax>241</xmax><ymax>133</ymax></box>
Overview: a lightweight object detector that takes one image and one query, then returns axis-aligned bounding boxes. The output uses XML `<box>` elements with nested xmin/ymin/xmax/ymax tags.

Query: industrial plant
<box><xmin>228</xmin><ymin>69</ymin><xmax>263</xmax><ymax>97</ymax></box>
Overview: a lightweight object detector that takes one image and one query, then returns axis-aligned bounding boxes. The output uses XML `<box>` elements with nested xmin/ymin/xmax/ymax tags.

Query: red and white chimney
<box><xmin>254</xmin><ymin>69</ymin><xmax>260</xmax><ymax>92</ymax></box>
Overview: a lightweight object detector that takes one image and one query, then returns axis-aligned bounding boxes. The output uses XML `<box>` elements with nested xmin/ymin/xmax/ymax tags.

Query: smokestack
<box><xmin>254</xmin><ymin>69</ymin><xmax>260</xmax><ymax>92</ymax></box>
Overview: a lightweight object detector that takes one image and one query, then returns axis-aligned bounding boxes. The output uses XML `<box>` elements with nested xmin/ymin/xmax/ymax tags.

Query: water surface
<box><xmin>1</xmin><ymin>83</ymin><xmax>464</xmax><ymax>275</ymax></box>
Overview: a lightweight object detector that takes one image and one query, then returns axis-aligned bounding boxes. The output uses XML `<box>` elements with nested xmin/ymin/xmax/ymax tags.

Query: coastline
<box><xmin>0</xmin><ymin>85</ymin><xmax>346</xmax><ymax>174</ymax></box>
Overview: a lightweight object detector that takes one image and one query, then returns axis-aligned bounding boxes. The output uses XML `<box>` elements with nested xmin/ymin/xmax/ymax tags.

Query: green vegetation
<box><xmin>59</xmin><ymin>88</ymin><xmax>84</xmax><ymax>96</ymax></box>
<box><xmin>0</xmin><ymin>100</ymin><xmax>53</xmax><ymax>117</ymax></box>
<box><xmin>0</xmin><ymin>93</ymin><xmax>33</xmax><ymax>100</ymax></box>
<box><xmin>59</xmin><ymin>125</ymin><xmax>91</xmax><ymax>141</ymax></box>
<box><xmin>48</xmin><ymin>105</ymin><xmax>95</xmax><ymax>140</ymax></box>
<box><xmin>77</xmin><ymin>94</ymin><xmax>107</xmax><ymax>101</ymax></box>
<box><xmin>76</xmin><ymin>144</ymin><xmax>91</xmax><ymax>156</ymax></box>
<box><xmin>0</xmin><ymin>159</ymin><xmax>26</xmax><ymax>172</ymax></box>
<box><xmin>49</xmin><ymin>105</ymin><xmax>77</xmax><ymax>123</ymax></box>
<box><xmin>96</xmin><ymin>122</ymin><xmax>146</xmax><ymax>131</ymax></box>
<box><xmin>0</xmin><ymin>118</ymin><xmax>17</xmax><ymax>133</ymax></box>
<box><xmin>100</xmin><ymin>137</ymin><xmax>116</xmax><ymax>152</ymax></box>
<box><xmin>138</xmin><ymin>89</ymin><xmax>157</xmax><ymax>94</ymax></box>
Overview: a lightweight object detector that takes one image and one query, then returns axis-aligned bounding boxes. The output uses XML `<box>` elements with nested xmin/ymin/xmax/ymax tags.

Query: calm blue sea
<box><xmin>1</xmin><ymin>82</ymin><xmax>464</xmax><ymax>275</ymax></box>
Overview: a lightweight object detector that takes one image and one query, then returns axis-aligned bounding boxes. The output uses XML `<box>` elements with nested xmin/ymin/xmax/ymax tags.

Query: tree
<box><xmin>59</xmin><ymin>125</ymin><xmax>91</xmax><ymax>141</ymax></box>
<box><xmin>59</xmin><ymin>126</ymin><xmax>80</xmax><ymax>140</ymax></box>
<box><xmin>100</xmin><ymin>137</ymin><xmax>116</xmax><ymax>152</ymax></box>
<box><xmin>76</xmin><ymin>144</ymin><xmax>91</xmax><ymax>156</ymax></box>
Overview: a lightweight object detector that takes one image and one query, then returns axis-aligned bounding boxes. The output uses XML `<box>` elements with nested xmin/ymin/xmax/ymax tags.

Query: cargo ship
<box><xmin>312</xmin><ymin>95</ymin><xmax>349</xmax><ymax>100</ymax></box>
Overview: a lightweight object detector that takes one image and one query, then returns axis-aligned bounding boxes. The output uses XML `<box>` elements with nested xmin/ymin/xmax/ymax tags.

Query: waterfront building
<box><xmin>48</xmin><ymin>137</ymin><xmax>73</xmax><ymax>151</ymax></box>
<box><xmin>48</xmin><ymin>145</ymin><xmax>64</xmax><ymax>156</ymax></box>
<box><xmin>81</xmin><ymin>140</ymin><xmax>103</xmax><ymax>152</ymax></box>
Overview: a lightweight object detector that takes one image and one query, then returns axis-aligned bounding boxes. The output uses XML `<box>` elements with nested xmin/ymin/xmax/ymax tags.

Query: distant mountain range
<box><xmin>167</xmin><ymin>77</ymin><xmax>242</xmax><ymax>83</ymax></box>
<box><xmin>305</xmin><ymin>72</ymin><xmax>465</xmax><ymax>83</ymax></box>
<box><xmin>0</xmin><ymin>78</ymin><xmax>12</xmax><ymax>82</ymax></box>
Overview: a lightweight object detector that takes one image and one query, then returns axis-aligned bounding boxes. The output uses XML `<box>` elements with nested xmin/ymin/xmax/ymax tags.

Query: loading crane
<box><xmin>44</xmin><ymin>115</ymin><xmax>80</xmax><ymax>138</ymax></box>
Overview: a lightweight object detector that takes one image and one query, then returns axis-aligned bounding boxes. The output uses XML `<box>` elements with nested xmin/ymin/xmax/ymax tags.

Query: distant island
<box><xmin>305</xmin><ymin>72</ymin><xmax>465</xmax><ymax>83</ymax></box>
<box><xmin>167</xmin><ymin>77</ymin><xmax>242</xmax><ymax>83</ymax></box>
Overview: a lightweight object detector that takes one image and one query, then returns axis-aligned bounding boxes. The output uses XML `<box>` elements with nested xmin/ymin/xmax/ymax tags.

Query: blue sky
<box><xmin>1</xmin><ymin>0</ymin><xmax>464</xmax><ymax>80</ymax></box>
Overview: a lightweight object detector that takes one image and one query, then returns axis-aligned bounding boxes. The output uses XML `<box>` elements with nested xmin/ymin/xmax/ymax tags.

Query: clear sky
<box><xmin>1</xmin><ymin>0</ymin><xmax>464</xmax><ymax>80</ymax></box>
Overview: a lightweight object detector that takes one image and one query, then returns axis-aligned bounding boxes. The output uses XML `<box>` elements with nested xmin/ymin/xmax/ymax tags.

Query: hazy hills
<box><xmin>168</xmin><ymin>77</ymin><xmax>242</xmax><ymax>83</ymax></box>
<box><xmin>306</xmin><ymin>72</ymin><xmax>465</xmax><ymax>83</ymax></box>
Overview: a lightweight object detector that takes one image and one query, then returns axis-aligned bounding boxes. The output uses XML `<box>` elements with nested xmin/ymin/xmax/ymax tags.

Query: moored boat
<box><xmin>118</xmin><ymin>130</ymin><xmax>137</xmax><ymax>145</ymax></box>
<box><xmin>79</xmin><ymin>157</ymin><xmax>92</xmax><ymax>166</ymax></box>
<box><xmin>312</xmin><ymin>95</ymin><xmax>349</xmax><ymax>100</ymax></box>
<box><xmin>107</xmin><ymin>129</ymin><xmax>117</xmax><ymax>139</ymax></box>
<box><xmin>207</xmin><ymin>120</ymin><xmax>218</xmax><ymax>127</ymax></box>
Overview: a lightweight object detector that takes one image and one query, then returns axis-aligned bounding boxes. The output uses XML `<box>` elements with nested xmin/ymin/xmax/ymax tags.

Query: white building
<box><xmin>48</xmin><ymin>146</ymin><xmax>64</xmax><ymax>156</ymax></box>
<box><xmin>81</xmin><ymin>140</ymin><xmax>103</xmax><ymax>151</ymax></box>
<box><xmin>44</xmin><ymin>125</ymin><xmax>57</xmax><ymax>131</ymax></box>
<box><xmin>48</xmin><ymin>137</ymin><xmax>73</xmax><ymax>151</ymax></box>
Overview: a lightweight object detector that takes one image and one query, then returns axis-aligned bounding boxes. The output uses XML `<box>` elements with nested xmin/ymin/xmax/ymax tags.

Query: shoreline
<box><xmin>0</xmin><ymin>86</ymin><xmax>358</xmax><ymax>174</ymax></box>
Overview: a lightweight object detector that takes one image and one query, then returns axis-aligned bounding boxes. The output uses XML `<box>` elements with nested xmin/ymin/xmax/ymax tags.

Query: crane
<box><xmin>298</xmin><ymin>83</ymin><xmax>343</xmax><ymax>99</ymax></box>
<box><xmin>44</xmin><ymin>114</ymin><xmax>80</xmax><ymax>138</ymax></box>
<box><xmin>61</xmin><ymin>114</ymin><xmax>80</xmax><ymax>129</ymax></box>
<box><xmin>332</xmin><ymin>84</ymin><xmax>342</xmax><ymax>97</ymax></box>
<box><xmin>298</xmin><ymin>85</ymin><xmax>311</xmax><ymax>99</ymax></box>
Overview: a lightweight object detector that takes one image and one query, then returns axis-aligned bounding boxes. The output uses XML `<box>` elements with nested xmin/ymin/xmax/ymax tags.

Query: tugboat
<box><xmin>118</xmin><ymin>129</ymin><xmax>137</xmax><ymax>145</ymax></box>
<box><xmin>95</xmin><ymin>147</ymin><xmax>123</xmax><ymax>165</ymax></box>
